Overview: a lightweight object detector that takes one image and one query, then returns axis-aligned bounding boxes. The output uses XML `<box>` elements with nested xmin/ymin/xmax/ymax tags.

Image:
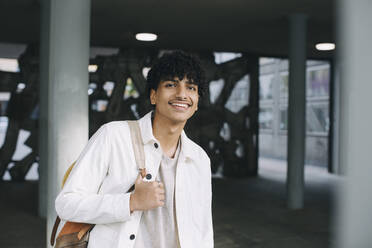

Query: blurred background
<box><xmin>0</xmin><ymin>0</ymin><xmax>371</xmax><ymax>247</ymax></box>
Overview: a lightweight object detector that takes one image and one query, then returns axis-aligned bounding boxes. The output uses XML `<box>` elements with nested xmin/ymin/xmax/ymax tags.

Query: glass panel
<box><xmin>103</xmin><ymin>81</ymin><xmax>115</xmax><ymax>97</ymax></box>
<box><xmin>209</xmin><ymin>79</ymin><xmax>225</xmax><ymax>104</ymax></box>
<box><xmin>220</xmin><ymin>122</ymin><xmax>231</xmax><ymax>141</ymax></box>
<box><xmin>306</xmin><ymin>103</ymin><xmax>330</xmax><ymax>133</ymax></box>
<box><xmin>88</xmin><ymin>65</ymin><xmax>98</xmax><ymax>73</ymax></box>
<box><xmin>124</xmin><ymin>78</ymin><xmax>139</xmax><ymax>99</ymax></box>
<box><xmin>0</xmin><ymin>58</ymin><xmax>19</xmax><ymax>72</ymax></box>
<box><xmin>0</xmin><ymin>116</ymin><xmax>9</xmax><ymax>147</ymax></box>
<box><xmin>307</xmin><ymin>68</ymin><xmax>330</xmax><ymax>97</ymax></box>
<box><xmin>259</xmin><ymin>57</ymin><xmax>276</xmax><ymax>65</ymax></box>
<box><xmin>259</xmin><ymin>108</ymin><xmax>273</xmax><ymax>129</ymax></box>
<box><xmin>142</xmin><ymin>67</ymin><xmax>151</xmax><ymax>78</ymax></box>
<box><xmin>0</xmin><ymin>92</ymin><xmax>10</xmax><ymax>116</ymax></box>
<box><xmin>279</xmin><ymin>72</ymin><xmax>289</xmax><ymax>98</ymax></box>
<box><xmin>214</xmin><ymin>52</ymin><xmax>242</xmax><ymax>64</ymax></box>
<box><xmin>91</xmin><ymin>100</ymin><xmax>108</xmax><ymax>112</ymax></box>
<box><xmin>88</xmin><ymin>83</ymin><xmax>97</xmax><ymax>95</ymax></box>
<box><xmin>259</xmin><ymin>74</ymin><xmax>274</xmax><ymax>100</ymax></box>
<box><xmin>279</xmin><ymin>108</ymin><xmax>288</xmax><ymax>131</ymax></box>
<box><xmin>225</xmin><ymin>75</ymin><xmax>250</xmax><ymax>113</ymax></box>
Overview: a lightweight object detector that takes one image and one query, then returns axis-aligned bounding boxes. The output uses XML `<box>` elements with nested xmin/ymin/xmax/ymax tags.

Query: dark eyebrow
<box><xmin>163</xmin><ymin>78</ymin><xmax>196</xmax><ymax>85</ymax></box>
<box><xmin>161</xmin><ymin>77</ymin><xmax>179</xmax><ymax>83</ymax></box>
<box><xmin>186</xmin><ymin>81</ymin><xmax>197</xmax><ymax>85</ymax></box>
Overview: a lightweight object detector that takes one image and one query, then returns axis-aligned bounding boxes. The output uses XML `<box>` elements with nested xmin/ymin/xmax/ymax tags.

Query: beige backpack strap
<box><xmin>127</xmin><ymin>120</ymin><xmax>146</xmax><ymax>177</ymax></box>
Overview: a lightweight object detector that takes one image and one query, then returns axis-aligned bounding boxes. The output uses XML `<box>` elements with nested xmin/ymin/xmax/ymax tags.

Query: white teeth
<box><xmin>171</xmin><ymin>103</ymin><xmax>188</xmax><ymax>108</ymax></box>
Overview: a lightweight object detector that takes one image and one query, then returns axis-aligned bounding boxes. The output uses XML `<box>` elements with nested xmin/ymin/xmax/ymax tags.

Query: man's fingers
<box><xmin>151</xmin><ymin>181</ymin><xmax>164</xmax><ymax>188</ymax></box>
<box><xmin>159</xmin><ymin>194</ymin><xmax>165</xmax><ymax>201</ymax></box>
<box><xmin>158</xmin><ymin>198</ymin><xmax>165</xmax><ymax>206</ymax></box>
<box><xmin>151</xmin><ymin>181</ymin><xmax>158</xmax><ymax>187</ymax></box>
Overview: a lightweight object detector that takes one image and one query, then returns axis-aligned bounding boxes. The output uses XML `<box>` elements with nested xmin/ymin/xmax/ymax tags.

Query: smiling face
<box><xmin>150</xmin><ymin>77</ymin><xmax>199</xmax><ymax>125</ymax></box>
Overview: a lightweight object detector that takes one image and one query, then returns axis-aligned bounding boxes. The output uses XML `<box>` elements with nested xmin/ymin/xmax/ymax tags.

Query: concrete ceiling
<box><xmin>0</xmin><ymin>0</ymin><xmax>335</xmax><ymax>59</ymax></box>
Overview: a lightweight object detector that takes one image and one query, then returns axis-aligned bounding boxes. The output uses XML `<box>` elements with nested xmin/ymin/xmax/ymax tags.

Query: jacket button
<box><xmin>146</xmin><ymin>174</ymin><xmax>152</xmax><ymax>180</ymax></box>
<box><xmin>154</xmin><ymin>143</ymin><xmax>159</xmax><ymax>148</ymax></box>
<box><xmin>130</xmin><ymin>234</ymin><xmax>135</xmax><ymax>240</ymax></box>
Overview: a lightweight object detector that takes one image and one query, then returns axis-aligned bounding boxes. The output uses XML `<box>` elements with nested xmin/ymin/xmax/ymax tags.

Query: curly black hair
<box><xmin>146</xmin><ymin>51</ymin><xmax>206</xmax><ymax>97</ymax></box>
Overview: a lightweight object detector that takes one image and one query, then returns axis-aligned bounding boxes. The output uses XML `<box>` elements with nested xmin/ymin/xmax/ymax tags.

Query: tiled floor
<box><xmin>0</xmin><ymin>158</ymin><xmax>339</xmax><ymax>247</ymax></box>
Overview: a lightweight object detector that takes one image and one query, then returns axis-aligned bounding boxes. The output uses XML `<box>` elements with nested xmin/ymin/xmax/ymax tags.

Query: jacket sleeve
<box><xmin>202</xmin><ymin>158</ymin><xmax>214</xmax><ymax>247</ymax></box>
<box><xmin>55</xmin><ymin>124</ymin><xmax>132</xmax><ymax>224</ymax></box>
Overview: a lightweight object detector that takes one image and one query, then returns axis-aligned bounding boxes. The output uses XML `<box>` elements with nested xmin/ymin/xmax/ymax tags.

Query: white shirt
<box><xmin>135</xmin><ymin>141</ymin><xmax>181</xmax><ymax>248</ymax></box>
<box><xmin>55</xmin><ymin>112</ymin><xmax>214</xmax><ymax>248</ymax></box>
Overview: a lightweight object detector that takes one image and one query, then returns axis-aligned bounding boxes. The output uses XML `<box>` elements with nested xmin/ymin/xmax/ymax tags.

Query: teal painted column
<box><xmin>39</xmin><ymin>0</ymin><xmax>91</xmax><ymax>246</ymax></box>
<box><xmin>286</xmin><ymin>14</ymin><xmax>307</xmax><ymax>210</ymax></box>
<box><xmin>336</xmin><ymin>0</ymin><xmax>372</xmax><ymax>247</ymax></box>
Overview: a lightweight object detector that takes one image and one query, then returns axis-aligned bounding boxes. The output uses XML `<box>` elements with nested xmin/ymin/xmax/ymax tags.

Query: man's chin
<box><xmin>169</xmin><ymin>114</ymin><xmax>192</xmax><ymax>124</ymax></box>
<box><xmin>155</xmin><ymin>108</ymin><xmax>194</xmax><ymax>124</ymax></box>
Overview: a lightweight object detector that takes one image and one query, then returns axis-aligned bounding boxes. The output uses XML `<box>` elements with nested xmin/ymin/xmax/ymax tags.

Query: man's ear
<box><xmin>150</xmin><ymin>89</ymin><xmax>156</xmax><ymax>105</ymax></box>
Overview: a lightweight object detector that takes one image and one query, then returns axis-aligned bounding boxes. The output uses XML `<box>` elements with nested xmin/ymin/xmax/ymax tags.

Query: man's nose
<box><xmin>175</xmin><ymin>84</ymin><xmax>187</xmax><ymax>99</ymax></box>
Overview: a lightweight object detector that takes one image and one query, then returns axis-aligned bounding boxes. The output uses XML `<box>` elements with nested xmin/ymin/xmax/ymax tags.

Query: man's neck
<box><xmin>152</xmin><ymin>113</ymin><xmax>185</xmax><ymax>158</ymax></box>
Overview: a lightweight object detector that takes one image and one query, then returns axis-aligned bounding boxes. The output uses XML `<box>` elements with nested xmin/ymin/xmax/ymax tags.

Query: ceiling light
<box><xmin>315</xmin><ymin>43</ymin><xmax>335</xmax><ymax>51</ymax></box>
<box><xmin>135</xmin><ymin>33</ymin><xmax>157</xmax><ymax>41</ymax></box>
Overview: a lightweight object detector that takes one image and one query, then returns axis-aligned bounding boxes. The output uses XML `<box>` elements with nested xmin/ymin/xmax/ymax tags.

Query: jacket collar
<box><xmin>138</xmin><ymin>111</ymin><xmax>195</xmax><ymax>161</ymax></box>
<box><xmin>180</xmin><ymin>130</ymin><xmax>195</xmax><ymax>161</ymax></box>
<box><xmin>138</xmin><ymin>111</ymin><xmax>156</xmax><ymax>145</ymax></box>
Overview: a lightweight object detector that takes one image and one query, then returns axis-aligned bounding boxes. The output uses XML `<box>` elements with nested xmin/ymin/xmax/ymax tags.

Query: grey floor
<box><xmin>0</xmin><ymin>158</ymin><xmax>339</xmax><ymax>248</ymax></box>
<box><xmin>213</xmin><ymin>158</ymin><xmax>339</xmax><ymax>248</ymax></box>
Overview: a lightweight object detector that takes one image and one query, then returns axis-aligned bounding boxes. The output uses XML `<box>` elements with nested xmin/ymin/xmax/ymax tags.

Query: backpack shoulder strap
<box><xmin>127</xmin><ymin>120</ymin><xmax>146</xmax><ymax>176</ymax></box>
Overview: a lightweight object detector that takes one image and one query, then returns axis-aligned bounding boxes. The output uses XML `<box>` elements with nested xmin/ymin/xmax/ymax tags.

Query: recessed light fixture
<box><xmin>315</xmin><ymin>43</ymin><xmax>335</xmax><ymax>51</ymax></box>
<box><xmin>135</xmin><ymin>33</ymin><xmax>157</xmax><ymax>41</ymax></box>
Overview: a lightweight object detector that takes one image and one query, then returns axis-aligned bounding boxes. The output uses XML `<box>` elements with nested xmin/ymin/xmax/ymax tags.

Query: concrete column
<box><xmin>286</xmin><ymin>14</ymin><xmax>307</xmax><ymax>210</ymax></box>
<box><xmin>335</xmin><ymin>0</ymin><xmax>372</xmax><ymax>247</ymax></box>
<box><xmin>39</xmin><ymin>0</ymin><xmax>91</xmax><ymax>246</ymax></box>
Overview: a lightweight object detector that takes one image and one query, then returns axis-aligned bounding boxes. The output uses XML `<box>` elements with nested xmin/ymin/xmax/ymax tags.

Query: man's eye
<box><xmin>165</xmin><ymin>83</ymin><xmax>175</xmax><ymax>87</ymax></box>
<box><xmin>188</xmin><ymin>86</ymin><xmax>197</xmax><ymax>91</ymax></box>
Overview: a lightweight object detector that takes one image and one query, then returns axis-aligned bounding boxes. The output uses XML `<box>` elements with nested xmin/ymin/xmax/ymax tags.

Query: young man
<box><xmin>55</xmin><ymin>51</ymin><xmax>214</xmax><ymax>248</ymax></box>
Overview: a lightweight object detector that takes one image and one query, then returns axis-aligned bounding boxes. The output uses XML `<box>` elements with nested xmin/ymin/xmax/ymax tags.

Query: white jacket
<box><xmin>55</xmin><ymin>112</ymin><xmax>214</xmax><ymax>248</ymax></box>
